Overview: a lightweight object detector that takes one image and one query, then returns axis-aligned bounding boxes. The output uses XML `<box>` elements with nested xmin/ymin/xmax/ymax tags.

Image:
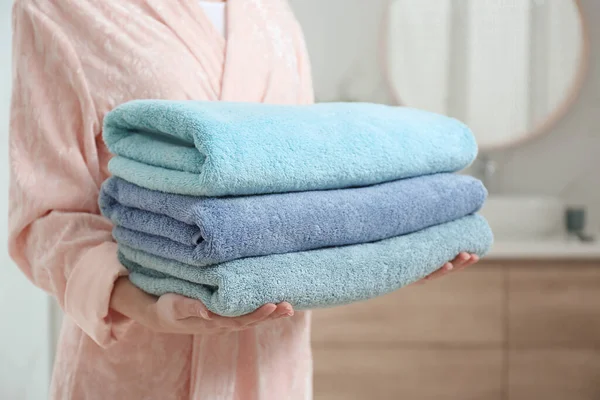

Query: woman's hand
<box><xmin>110</xmin><ymin>277</ymin><xmax>294</xmax><ymax>335</ymax></box>
<box><xmin>416</xmin><ymin>252</ymin><xmax>480</xmax><ymax>284</ymax></box>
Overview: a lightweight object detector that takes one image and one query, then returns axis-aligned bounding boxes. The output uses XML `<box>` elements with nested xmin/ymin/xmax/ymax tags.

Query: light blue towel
<box><xmin>118</xmin><ymin>215</ymin><xmax>493</xmax><ymax>317</ymax></box>
<box><xmin>100</xmin><ymin>174</ymin><xmax>487</xmax><ymax>266</ymax></box>
<box><xmin>103</xmin><ymin>100</ymin><xmax>477</xmax><ymax>196</ymax></box>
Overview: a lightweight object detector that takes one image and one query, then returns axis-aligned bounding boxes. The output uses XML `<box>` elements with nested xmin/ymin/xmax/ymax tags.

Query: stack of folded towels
<box><xmin>100</xmin><ymin>100</ymin><xmax>493</xmax><ymax>317</ymax></box>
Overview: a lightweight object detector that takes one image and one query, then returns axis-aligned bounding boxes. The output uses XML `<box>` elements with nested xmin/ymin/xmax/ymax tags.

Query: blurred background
<box><xmin>1</xmin><ymin>0</ymin><xmax>599</xmax><ymax>399</ymax></box>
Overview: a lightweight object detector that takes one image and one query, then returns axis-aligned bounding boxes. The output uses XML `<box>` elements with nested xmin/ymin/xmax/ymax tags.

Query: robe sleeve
<box><xmin>8</xmin><ymin>1</ymin><xmax>130</xmax><ymax>347</ymax></box>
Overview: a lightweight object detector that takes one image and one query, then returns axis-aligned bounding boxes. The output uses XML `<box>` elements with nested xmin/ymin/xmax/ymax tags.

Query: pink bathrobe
<box><xmin>9</xmin><ymin>0</ymin><xmax>314</xmax><ymax>398</ymax></box>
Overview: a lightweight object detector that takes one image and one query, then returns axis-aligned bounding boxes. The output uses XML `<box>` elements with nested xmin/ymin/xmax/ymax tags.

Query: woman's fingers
<box><xmin>452</xmin><ymin>252</ymin><xmax>471</xmax><ymax>267</ymax></box>
<box><xmin>412</xmin><ymin>263</ymin><xmax>452</xmax><ymax>284</ymax></box>
<box><xmin>169</xmin><ymin>295</ymin><xmax>211</xmax><ymax>320</ymax></box>
<box><xmin>233</xmin><ymin>303</ymin><xmax>280</xmax><ymax>328</ymax></box>
<box><xmin>244</xmin><ymin>303</ymin><xmax>294</xmax><ymax>328</ymax></box>
<box><xmin>155</xmin><ymin>293</ymin><xmax>207</xmax><ymax>321</ymax></box>
<box><xmin>212</xmin><ymin>302</ymin><xmax>295</xmax><ymax>330</ymax></box>
<box><xmin>175</xmin><ymin>302</ymin><xmax>294</xmax><ymax>333</ymax></box>
<box><xmin>150</xmin><ymin>296</ymin><xmax>293</xmax><ymax>334</ymax></box>
<box><xmin>162</xmin><ymin>305</ymin><xmax>275</xmax><ymax>334</ymax></box>
<box><xmin>415</xmin><ymin>253</ymin><xmax>481</xmax><ymax>285</ymax></box>
<box><xmin>425</xmin><ymin>261</ymin><xmax>454</xmax><ymax>280</ymax></box>
<box><xmin>271</xmin><ymin>302</ymin><xmax>294</xmax><ymax>319</ymax></box>
<box><xmin>453</xmin><ymin>254</ymin><xmax>480</xmax><ymax>272</ymax></box>
<box><xmin>465</xmin><ymin>254</ymin><xmax>479</xmax><ymax>267</ymax></box>
<box><xmin>432</xmin><ymin>252</ymin><xmax>470</xmax><ymax>275</ymax></box>
<box><xmin>213</xmin><ymin>303</ymin><xmax>278</xmax><ymax>329</ymax></box>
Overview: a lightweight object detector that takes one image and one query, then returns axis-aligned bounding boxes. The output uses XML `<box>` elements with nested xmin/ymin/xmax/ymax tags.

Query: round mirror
<box><xmin>382</xmin><ymin>0</ymin><xmax>589</xmax><ymax>151</ymax></box>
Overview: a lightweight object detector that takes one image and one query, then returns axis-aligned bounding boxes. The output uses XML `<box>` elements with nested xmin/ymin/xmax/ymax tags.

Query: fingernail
<box><xmin>277</xmin><ymin>312</ymin><xmax>293</xmax><ymax>319</ymax></box>
<box><xmin>445</xmin><ymin>263</ymin><xmax>454</xmax><ymax>271</ymax></box>
<box><xmin>194</xmin><ymin>306</ymin><xmax>210</xmax><ymax>320</ymax></box>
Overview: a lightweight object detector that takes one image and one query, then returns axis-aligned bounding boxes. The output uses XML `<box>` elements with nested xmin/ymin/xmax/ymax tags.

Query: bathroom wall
<box><xmin>289</xmin><ymin>0</ymin><xmax>392</xmax><ymax>104</ymax></box>
<box><xmin>289</xmin><ymin>0</ymin><xmax>600</xmax><ymax>231</ymax></box>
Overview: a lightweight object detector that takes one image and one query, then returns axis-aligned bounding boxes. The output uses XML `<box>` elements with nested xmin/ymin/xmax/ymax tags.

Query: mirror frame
<box><xmin>379</xmin><ymin>0</ymin><xmax>591</xmax><ymax>151</ymax></box>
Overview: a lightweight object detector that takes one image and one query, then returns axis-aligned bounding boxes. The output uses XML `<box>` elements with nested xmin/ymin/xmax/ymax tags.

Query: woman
<box><xmin>9</xmin><ymin>0</ymin><xmax>479</xmax><ymax>398</ymax></box>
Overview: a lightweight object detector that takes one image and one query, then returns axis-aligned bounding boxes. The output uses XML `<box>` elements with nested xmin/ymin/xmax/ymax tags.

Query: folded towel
<box><xmin>118</xmin><ymin>214</ymin><xmax>493</xmax><ymax>317</ymax></box>
<box><xmin>100</xmin><ymin>174</ymin><xmax>487</xmax><ymax>266</ymax></box>
<box><xmin>103</xmin><ymin>101</ymin><xmax>477</xmax><ymax>196</ymax></box>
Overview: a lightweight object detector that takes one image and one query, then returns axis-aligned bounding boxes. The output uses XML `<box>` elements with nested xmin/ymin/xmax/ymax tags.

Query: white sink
<box><xmin>479</xmin><ymin>195</ymin><xmax>565</xmax><ymax>240</ymax></box>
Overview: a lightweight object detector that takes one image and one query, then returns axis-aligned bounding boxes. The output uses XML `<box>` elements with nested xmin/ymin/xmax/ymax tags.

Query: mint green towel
<box><xmin>104</xmin><ymin>101</ymin><xmax>477</xmax><ymax>196</ymax></box>
<box><xmin>119</xmin><ymin>215</ymin><xmax>493</xmax><ymax>317</ymax></box>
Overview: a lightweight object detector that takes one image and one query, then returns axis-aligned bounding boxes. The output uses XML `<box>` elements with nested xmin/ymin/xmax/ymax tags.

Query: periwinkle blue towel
<box><xmin>118</xmin><ymin>215</ymin><xmax>493</xmax><ymax>317</ymax></box>
<box><xmin>103</xmin><ymin>100</ymin><xmax>477</xmax><ymax>196</ymax></box>
<box><xmin>99</xmin><ymin>174</ymin><xmax>487</xmax><ymax>266</ymax></box>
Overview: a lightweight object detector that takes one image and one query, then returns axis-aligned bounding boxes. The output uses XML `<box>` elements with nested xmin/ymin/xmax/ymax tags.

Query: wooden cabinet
<box><xmin>507</xmin><ymin>349</ymin><xmax>600</xmax><ymax>400</ymax></box>
<box><xmin>314</xmin><ymin>347</ymin><xmax>504</xmax><ymax>400</ymax></box>
<box><xmin>508</xmin><ymin>264</ymin><xmax>600</xmax><ymax>347</ymax></box>
<box><xmin>506</xmin><ymin>263</ymin><xmax>600</xmax><ymax>400</ymax></box>
<box><xmin>311</xmin><ymin>261</ymin><xmax>600</xmax><ymax>400</ymax></box>
<box><xmin>312</xmin><ymin>265</ymin><xmax>506</xmax><ymax>400</ymax></box>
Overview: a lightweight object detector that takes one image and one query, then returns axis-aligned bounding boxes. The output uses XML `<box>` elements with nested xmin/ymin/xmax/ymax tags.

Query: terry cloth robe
<box><xmin>8</xmin><ymin>1</ymin><xmax>316</xmax><ymax>398</ymax></box>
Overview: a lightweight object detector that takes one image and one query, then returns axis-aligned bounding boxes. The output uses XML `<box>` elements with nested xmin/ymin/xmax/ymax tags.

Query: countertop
<box><xmin>486</xmin><ymin>236</ymin><xmax>600</xmax><ymax>260</ymax></box>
